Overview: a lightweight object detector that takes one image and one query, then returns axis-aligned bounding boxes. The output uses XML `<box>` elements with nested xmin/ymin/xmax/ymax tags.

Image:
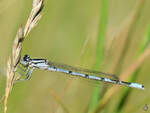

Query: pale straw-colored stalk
<box><xmin>92</xmin><ymin>44</ymin><xmax>150</xmax><ymax>113</ymax></box>
<box><xmin>4</xmin><ymin>0</ymin><xmax>44</xmax><ymax>113</ymax></box>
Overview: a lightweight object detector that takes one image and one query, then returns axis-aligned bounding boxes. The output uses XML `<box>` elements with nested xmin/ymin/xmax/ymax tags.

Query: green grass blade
<box><xmin>88</xmin><ymin>0</ymin><xmax>108</xmax><ymax>112</ymax></box>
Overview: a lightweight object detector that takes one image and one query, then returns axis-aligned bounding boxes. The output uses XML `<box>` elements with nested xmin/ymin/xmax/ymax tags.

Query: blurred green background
<box><xmin>0</xmin><ymin>0</ymin><xmax>150</xmax><ymax>113</ymax></box>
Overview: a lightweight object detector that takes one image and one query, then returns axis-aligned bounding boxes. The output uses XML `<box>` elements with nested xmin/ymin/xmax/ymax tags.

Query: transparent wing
<box><xmin>64</xmin><ymin>74</ymin><xmax>113</xmax><ymax>88</ymax></box>
<box><xmin>50</xmin><ymin>61</ymin><xmax>118</xmax><ymax>80</ymax></box>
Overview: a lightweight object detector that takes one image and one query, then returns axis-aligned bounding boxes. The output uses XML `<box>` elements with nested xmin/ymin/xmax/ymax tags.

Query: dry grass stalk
<box><xmin>4</xmin><ymin>29</ymin><xmax>23</xmax><ymax>113</ymax></box>
<box><xmin>4</xmin><ymin>0</ymin><xmax>44</xmax><ymax>113</ymax></box>
<box><xmin>49</xmin><ymin>88</ymin><xmax>70</xmax><ymax>113</ymax></box>
<box><xmin>92</xmin><ymin>44</ymin><xmax>150</xmax><ymax>113</ymax></box>
<box><xmin>24</xmin><ymin>0</ymin><xmax>43</xmax><ymax>37</ymax></box>
<box><xmin>111</xmin><ymin>0</ymin><xmax>145</xmax><ymax>73</ymax></box>
<box><xmin>53</xmin><ymin>79</ymin><xmax>72</xmax><ymax>113</ymax></box>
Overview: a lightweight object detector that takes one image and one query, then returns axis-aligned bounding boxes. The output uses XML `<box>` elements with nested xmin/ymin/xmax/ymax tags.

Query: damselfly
<box><xmin>16</xmin><ymin>54</ymin><xmax>144</xmax><ymax>90</ymax></box>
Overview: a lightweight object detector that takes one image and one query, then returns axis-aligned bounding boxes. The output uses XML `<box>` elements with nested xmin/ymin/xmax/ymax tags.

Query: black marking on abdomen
<box><xmin>121</xmin><ymin>81</ymin><xmax>131</xmax><ymax>85</ymax></box>
<box><xmin>85</xmin><ymin>74</ymin><xmax>89</xmax><ymax>78</ymax></box>
<box><xmin>100</xmin><ymin>77</ymin><xmax>104</xmax><ymax>81</ymax></box>
<box><xmin>68</xmin><ymin>71</ymin><xmax>72</xmax><ymax>74</ymax></box>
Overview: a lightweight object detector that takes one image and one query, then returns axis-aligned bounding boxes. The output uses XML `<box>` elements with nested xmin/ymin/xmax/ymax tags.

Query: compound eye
<box><xmin>23</xmin><ymin>54</ymin><xmax>31</xmax><ymax>62</ymax></box>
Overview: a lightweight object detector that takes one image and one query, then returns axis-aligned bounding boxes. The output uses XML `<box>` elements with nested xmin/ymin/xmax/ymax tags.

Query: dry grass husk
<box><xmin>4</xmin><ymin>0</ymin><xmax>44</xmax><ymax>113</ymax></box>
